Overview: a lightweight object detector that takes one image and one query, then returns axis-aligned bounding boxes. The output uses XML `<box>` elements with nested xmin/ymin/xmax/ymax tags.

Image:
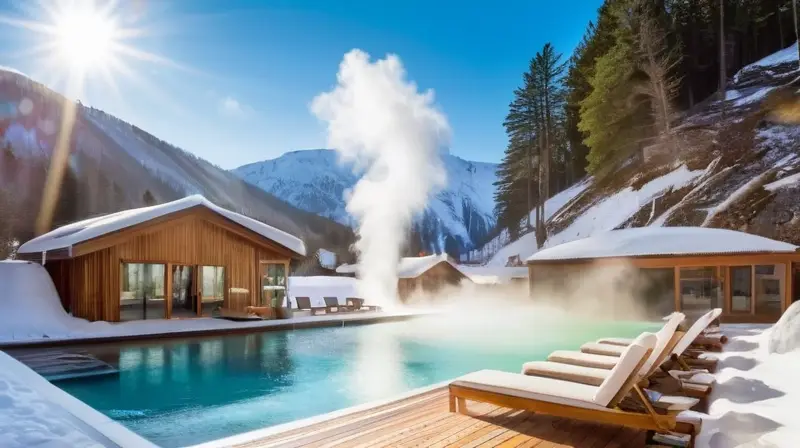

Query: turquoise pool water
<box><xmin>54</xmin><ymin>315</ymin><xmax>656</xmax><ymax>447</ymax></box>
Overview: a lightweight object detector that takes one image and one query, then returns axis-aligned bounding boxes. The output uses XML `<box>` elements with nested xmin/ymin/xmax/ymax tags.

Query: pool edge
<box><xmin>0</xmin><ymin>351</ymin><xmax>159</xmax><ymax>448</ymax></box>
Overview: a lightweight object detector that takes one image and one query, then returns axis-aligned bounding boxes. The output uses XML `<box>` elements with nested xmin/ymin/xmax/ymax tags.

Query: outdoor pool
<box><xmin>53</xmin><ymin>314</ymin><xmax>657</xmax><ymax>447</ymax></box>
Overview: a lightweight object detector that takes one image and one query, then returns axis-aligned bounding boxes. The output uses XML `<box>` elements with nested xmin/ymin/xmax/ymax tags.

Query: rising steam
<box><xmin>311</xmin><ymin>50</ymin><xmax>449</xmax><ymax>307</ymax></box>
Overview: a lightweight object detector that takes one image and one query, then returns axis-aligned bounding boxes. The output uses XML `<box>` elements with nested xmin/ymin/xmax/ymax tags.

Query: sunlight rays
<box><xmin>0</xmin><ymin>0</ymin><xmax>196</xmax><ymax>234</ymax></box>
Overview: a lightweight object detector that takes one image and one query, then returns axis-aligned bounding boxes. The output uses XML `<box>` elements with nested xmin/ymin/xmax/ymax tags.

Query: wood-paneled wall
<box><xmin>55</xmin><ymin>211</ymin><xmax>291</xmax><ymax>322</ymax></box>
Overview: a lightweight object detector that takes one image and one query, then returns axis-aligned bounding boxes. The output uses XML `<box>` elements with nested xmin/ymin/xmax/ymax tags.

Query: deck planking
<box><xmin>232</xmin><ymin>388</ymin><xmax>647</xmax><ymax>448</ymax></box>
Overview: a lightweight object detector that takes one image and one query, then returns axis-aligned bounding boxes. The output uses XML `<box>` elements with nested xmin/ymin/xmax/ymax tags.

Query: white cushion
<box><xmin>593</xmin><ymin>332</ymin><xmax>657</xmax><ymax>406</ymax></box>
<box><xmin>641</xmin><ymin>313</ymin><xmax>685</xmax><ymax>374</ymax></box>
<box><xmin>548</xmin><ymin>351</ymin><xmax>620</xmax><ymax>369</ymax></box>
<box><xmin>581</xmin><ymin>342</ymin><xmax>626</xmax><ymax>357</ymax></box>
<box><xmin>674</xmin><ymin>309</ymin><xmax>721</xmax><ymax>355</ymax></box>
<box><xmin>521</xmin><ymin>361</ymin><xmax>609</xmax><ymax>386</ymax></box>
<box><xmin>596</xmin><ymin>337</ymin><xmax>634</xmax><ymax>346</ymax></box>
<box><xmin>452</xmin><ymin>369</ymin><xmax>604</xmax><ymax>410</ymax></box>
<box><xmin>653</xmin><ymin>394</ymin><xmax>700</xmax><ymax>411</ymax></box>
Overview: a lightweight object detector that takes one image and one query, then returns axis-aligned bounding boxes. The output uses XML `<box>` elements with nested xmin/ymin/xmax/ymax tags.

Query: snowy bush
<box><xmin>769</xmin><ymin>300</ymin><xmax>800</xmax><ymax>354</ymax></box>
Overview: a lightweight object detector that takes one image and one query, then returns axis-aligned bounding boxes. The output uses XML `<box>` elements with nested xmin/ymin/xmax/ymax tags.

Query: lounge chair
<box><xmin>596</xmin><ymin>309</ymin><xmax>724</xmax><ymax>348</ymax></box>
<box><xmin>449</xmin><ymin>333</ymin><xmax>701</xmax><ymax>443</ymax></box>
<box><xmin>521</xmin><ymin>313</ymin><xmax>685</xmax><ymax>388</ymax></box>
<box><xmin>295</xmin><ymin>297</ymin><xmax>327</xmax><ymax>315</ymax></box>
<box><xmin>324</xmin><ymin>297</ymin><xmax>345</xmax><ymax>313</ymax></box>
<box><xmin>346</xmin><ymin>297</ymin><xmax>381</xmax><ymax>312</ymax></box>
<box><xmin>551</xmin><ymin>309</ymin><xmax>721</xmax><ymax>369</ymax></box>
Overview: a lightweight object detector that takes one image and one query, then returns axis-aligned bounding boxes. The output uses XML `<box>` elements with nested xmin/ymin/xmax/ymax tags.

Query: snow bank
<box><xmin>487</xmin><ymin>164</ymin><xmax>705</xmax><ymax>266</ymax></box>
<box><xmin>697</xmin><ymin>324</ymin><xmax>800</xmax><ymax>447</ymax></box>
<box><xmin>18</xmin><ymin>195</ymin><xmax>306</xmax><ymax>256</ymax></box>
<box><xmin>527</xmin><ymin>227</ymin><xmax>796</xmax><ymax>262</ymax></box>
<box><xmin>768</xmin><ymin>301</ymin><xmax>800</xmax><ymax>354</ymax></box>
<box><xmin>733</xmin><ymin>86</ymin><xmax>775</xmax><ymax>107</ymax></box>
<box><xmin>288</xmin><ymin>276</ymin><xmax>360</xmax><ymax>307</ymax></box>
<box><xmin>0</xmin><ymin>351</ymin><xmax>157</xmax><ymax>447</ymax></box>
<box><xmin>0</xmin><ymin>261</ymin><xmax>94</xmax><ymax>341</ymax></box>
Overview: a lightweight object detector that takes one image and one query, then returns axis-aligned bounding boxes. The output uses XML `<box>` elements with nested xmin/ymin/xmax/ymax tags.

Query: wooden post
<box><xmin>785</xmin><ymin>262</ymin><xmax>793</xmax><ymax>314</ymax></box>
<box><xmin>751</xmin><ymin>264</ymin><xmax>757</xmax><ymax>316</ymax></box>
<box><xmin>673</xmin><ymin>266</ymin><xmax>681</xmax><ymax>312</ymax></box>
<box><xmin>723</xmin><ymin>265</ymin><xmax>732</xmax><ymax>315</ymax></box>
<box><xmin>165</xmin><ymin>263</ymin><xmax>173</xmax><ymax>319</ymax></box>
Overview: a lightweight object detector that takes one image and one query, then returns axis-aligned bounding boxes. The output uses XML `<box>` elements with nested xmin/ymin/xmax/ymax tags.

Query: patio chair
<box><xmin>449</xmin><ymin>333</ymin><xmax>701</xmax><ymax>444</ymax></box>
<box><xmin>544</xmin><ymin>308</ymin><xmax>721</xmax><ymax>382</ymax></box>
<box><xmin>295</xmin><ymin>296</ymin><xmax>326</xmax><ymax>315</ymax></box>
<box><xmin>324</xmin><ymin>296</ymin><xmax>345</xmax><ymax>313</ymax></box>
<box><xmin>346</xmin><ymin>297</ymin><xmax>381</xmax><ymax>312</ymax></box>
<box><xmin>521</xmin><ymin>313</ymin><xmax>685</xmax><ymax>388</ymax></box>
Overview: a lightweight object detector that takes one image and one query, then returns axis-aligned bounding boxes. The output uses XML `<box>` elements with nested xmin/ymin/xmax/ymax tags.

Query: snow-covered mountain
<box><xmin>0</xmin><ymin>69</ymin><xmax>353</xmax><ymax>252</ymax></box>
<box><xmin>233</xmin><ymin>149</ymin><xmax>498</xmax><ymax>254</ymax></box>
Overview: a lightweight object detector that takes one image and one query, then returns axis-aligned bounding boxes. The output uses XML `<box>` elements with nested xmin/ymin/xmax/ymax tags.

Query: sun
<box><xmin>53</xmin><ymin>8</ymin><xmax>118</xmax><ymax>73</ymax></box>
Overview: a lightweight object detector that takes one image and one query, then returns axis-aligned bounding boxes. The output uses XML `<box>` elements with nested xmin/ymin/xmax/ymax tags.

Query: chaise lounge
<box><xmin>449</xmin><ymin>333</ymin><xmax>701</xmax><ymax>444</ymax></box>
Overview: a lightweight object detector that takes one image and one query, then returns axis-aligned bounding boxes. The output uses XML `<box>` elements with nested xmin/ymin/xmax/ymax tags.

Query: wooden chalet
<box><xmin>527</xmin><ymin>227</ymin><xmax>800</xmax><ymax>323</ymax></box>
<box><xmin>336</xmin><ymin>254</ymin><xmax>470</xmax><ymax>300</ymax></box>
<box><xmin>17</xmin><ymin>195</ymin><xmax>306</xmax><ymax>322</ymax></box>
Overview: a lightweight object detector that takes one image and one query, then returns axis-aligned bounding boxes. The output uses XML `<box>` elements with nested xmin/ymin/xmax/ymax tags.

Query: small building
<box><xmin>458</xmin><ymin>266</ymin><xmax>529</xmax><ymax>286</ymax></box>
<box><xmin>336</xmin><ymin>254</ymin><xmax>470</xmax><ymax>300</ymax></box>
<box><xmin>527</xmin><ymin>227</ymin><xmax>800</xmax><ymax>323</ymax></box>
<box><xmin>17</xmin><ymin>195</ymin><xmax>306</xmax><ymax>322</ymax></box>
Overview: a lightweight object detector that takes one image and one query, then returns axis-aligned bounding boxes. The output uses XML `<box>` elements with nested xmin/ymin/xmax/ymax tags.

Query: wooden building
<box><xmin>17</xmin><ymin>195</ymin><xmax>306</xmax><ymax>322</ymax></box>
<box><xmin>526</xmin><ymin>227</ymin><xmax>800</xmax><ymax>323</ymax></box>
<box><xmin>336</xmin><ymin>254</ymin><xmax>470</xmax><ymax>300</ymax></box>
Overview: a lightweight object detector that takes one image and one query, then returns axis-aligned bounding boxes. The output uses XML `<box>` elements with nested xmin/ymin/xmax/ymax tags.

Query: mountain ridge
<box><xmin>233</xmin><ymin>148</ymin><xmax>499</xmax><ymax>255</ymax></box>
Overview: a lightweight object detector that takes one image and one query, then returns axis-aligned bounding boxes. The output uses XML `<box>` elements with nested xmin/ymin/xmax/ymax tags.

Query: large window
<box><xmin>121</xmin><ymin>263</ymin><xmax>166</xmax><ymax>321</ymax></box>
<box><xmin>755</xmin><ymin>264</ymin><xmax>785</xmax><ymax>315</ymax></box>
<box><xmin>680</xmin><ymin>267</ymin><xmax>722</xmax><ymax>319</ymax></box>
<box><xmin>730</xmin><ymin>266</ymin><xmax>752</xmax><ymax>312</ymax></box>
<box><xmin>201</xmin><ymin>266</ymin><xmax>225</xmax><ymax>316</ymax></box>
<box><xmin>261</xmin><ymin>263</ymin><xmax>287</xmax><ymax>307</ymax></box>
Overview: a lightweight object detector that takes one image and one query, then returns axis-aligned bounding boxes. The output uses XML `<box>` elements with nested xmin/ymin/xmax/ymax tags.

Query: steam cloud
<box><xmin>312</xmin><ymin>50</ymin><xmax>449</xmax><ymax>307</ymax></box>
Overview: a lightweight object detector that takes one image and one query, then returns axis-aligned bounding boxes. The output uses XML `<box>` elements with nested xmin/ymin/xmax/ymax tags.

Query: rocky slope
<box><xmin>481</xmin><ymin>43</ymin><xmax>800</xmax><ymax>266</ymax></box>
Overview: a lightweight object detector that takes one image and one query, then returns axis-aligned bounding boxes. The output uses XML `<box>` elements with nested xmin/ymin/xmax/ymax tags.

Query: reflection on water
<box><xmin>54</xmin><ymin>317</ymin><xmax>654</xmax><ymax>447</ymax></box>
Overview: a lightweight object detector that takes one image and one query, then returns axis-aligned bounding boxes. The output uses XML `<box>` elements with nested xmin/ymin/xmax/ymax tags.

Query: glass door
<box><xmin>199</xmin><ymin>266</ymin><xmax>225</xmax><ymax>316</ymax></box>
<box><xmin>260</xmin><ymin>263</ymin><xmax>287</xmax><ymax>308</ymax></box>
<box><xmin>120</xmin><ymin>263</ymin><xmax>166</xmax><ymax>321</ymax></box>
<box><xmin>171</xmin><ymin>265</ymin><xmax>196</xmax><ymax>318</ymax></box>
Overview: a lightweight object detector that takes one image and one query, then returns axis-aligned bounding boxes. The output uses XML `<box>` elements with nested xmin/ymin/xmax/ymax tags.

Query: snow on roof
<box><xmin>458</xmin><ymin>266</ymin><xmax>528</xmax><ymax>285</ymax></box>
<box><xmin>336</xmin><ymin>254</ymin><xmax>462</xmax><ymax>278</ymax></box>
<box><xmin>18</xmin><ymin>195</ymin><xmax>306</xmax><ymax>256</ymax></box>
<box><xmin>527</xmin><ymin>227</ymin><xmax>798</xmax><ymax>263</ymax></box>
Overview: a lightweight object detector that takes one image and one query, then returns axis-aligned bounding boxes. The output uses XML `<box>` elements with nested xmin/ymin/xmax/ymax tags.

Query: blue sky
<box><xmin>0</xmin><ymin>0</ymin><xmax>602</xmax><ymax>169</ymax></box>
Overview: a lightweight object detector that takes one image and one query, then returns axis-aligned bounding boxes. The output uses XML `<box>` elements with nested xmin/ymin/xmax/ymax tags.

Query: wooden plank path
<box><xmin>232</xmin><ymin>388</ymin><xmax>647</xmax><ymax>448</ymax></box>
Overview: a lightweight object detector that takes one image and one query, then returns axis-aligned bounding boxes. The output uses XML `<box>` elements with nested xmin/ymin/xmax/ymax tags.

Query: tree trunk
<box><xmin>794</xmin><ymin>0</ymin><xmax>800</xmax><ymax>68</ymax></box>
<box><xmin>719</xmin><ymin>0</ymin><xmax>727</xmax><ymax>116</ymax></box>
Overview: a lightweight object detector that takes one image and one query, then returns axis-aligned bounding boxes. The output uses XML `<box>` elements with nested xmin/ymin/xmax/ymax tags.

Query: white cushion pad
<box><xmin>581</xmin><ymin>342</ymin><xmax>626</xmax><ymax>357</ymax></box>
<box><xmin>548</xmin><ymin>351</ymin><xmax>620</xmax><ymax>369</ymax></box>
<box><xmin>596</xmin><ymin>337</ymin><xmax>633</xmax><ymax>346</ymax></box>
<box><xmin>452</xmin><ymin>369</ymin><xmax>605</xmax><ymax>410</ymax></box>
<box><xmin>521</xmin><ymin>361</ymin><xmax>610</xmax><ymax>386</ymax></box>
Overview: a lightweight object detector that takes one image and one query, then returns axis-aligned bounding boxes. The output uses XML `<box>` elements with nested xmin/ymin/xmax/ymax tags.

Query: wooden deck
<box><xmin>233</xmin><ymin>388</ymin><xmax>646</xmax><ymax>448</ymax></box>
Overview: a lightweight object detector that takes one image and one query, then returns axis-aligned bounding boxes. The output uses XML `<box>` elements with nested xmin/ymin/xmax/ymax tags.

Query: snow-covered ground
<box><xmin>733</xmin><ymin>42</ymin><xmax>799</xmax><ymax>83</ymax></box>
<box><xmin>486</xmin><ymin>164</ymin><xmax>706</xmax><ymax>266</ymax></box>
<box><xmin>698</xmin><ymin>323</ymin><xmax>800</xmax><ymax>447</ymax></box>
<box><xmin>0</xmin><ymin>351</ymin><xmax>156</xmax><ymax>448</ymax></box>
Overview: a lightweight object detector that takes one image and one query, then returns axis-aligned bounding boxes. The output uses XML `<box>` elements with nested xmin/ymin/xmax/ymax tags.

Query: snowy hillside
<box><xmin>482</xmin><ymin>42</ymin><xmax>800</xmax><ymax>267</ymax></box>
<box><xmin>0</xmin><ymin>69</ymin><xmax>353</xmax><ymax>251</ymax></box>
<box><xmin>234</xmin><ymin>149</ymin><xmax>498</xmax><ymax>253</ymax></box>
